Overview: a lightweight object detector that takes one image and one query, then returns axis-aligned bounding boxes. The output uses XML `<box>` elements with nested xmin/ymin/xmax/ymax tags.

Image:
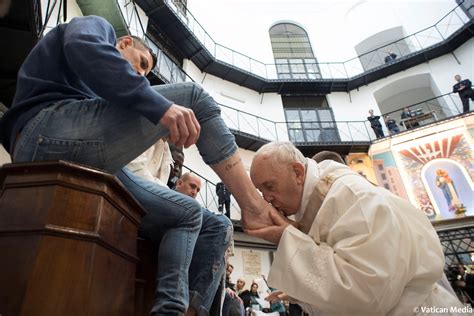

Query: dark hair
<box><xmin>127</xmin><ymin>35</ymin><xmax>158</xmax><ymax>71</ymax></box>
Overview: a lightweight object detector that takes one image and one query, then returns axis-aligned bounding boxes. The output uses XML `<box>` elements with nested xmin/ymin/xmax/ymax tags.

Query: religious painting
<box><xmin>398</xmin><ymin>134</ymin><xmax>473</xmax><ymax>220</ymax></box>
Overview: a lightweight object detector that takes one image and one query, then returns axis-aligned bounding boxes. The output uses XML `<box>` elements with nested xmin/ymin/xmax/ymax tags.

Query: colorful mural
<box><xmin>371</xmin><ymin>151</ymin><xmax>408</xmax><ymax>200</ymax></box>
<box><xmin>372</xmin><ymin>132</ymin><xmax>473</xmax><ymax>221</ymax></box>
<box><xmin>397</xmin><ymin>134</ymin><xmax>473</xmax><ymax>220</ymax></box>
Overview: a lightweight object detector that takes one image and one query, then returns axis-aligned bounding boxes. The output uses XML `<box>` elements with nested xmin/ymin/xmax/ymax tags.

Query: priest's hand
<box><xmin>246</xmin><ymin>208</ymin><xmax>299</xmax><ymax>244</ymax></box>
<box><xmin>265</xmin><ymin>290</ymin><xmax>289</xmax><ymax>303</ymax></box>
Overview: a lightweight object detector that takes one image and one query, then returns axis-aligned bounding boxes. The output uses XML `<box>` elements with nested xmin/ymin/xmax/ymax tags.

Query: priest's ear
<box><xmin>292</xmin><ymin>162</ymin><xmax>305</xmax><ymax>185</ymax></box>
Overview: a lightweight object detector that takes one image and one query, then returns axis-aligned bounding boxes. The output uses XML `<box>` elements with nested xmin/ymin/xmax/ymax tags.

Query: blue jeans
<box><xmin>13</xmin><ymin>82</ymin><xmax>237</xmax><ymax>172</ymax></box>
<box><xmin>12</xmin><ymin>82</ymin><xmax>238</xmax><ymax>314</ymax></box>
<box><xmin>117</xmin><ymin>168</ymin><xmax>232</xmax><ymax>315</ymax></box>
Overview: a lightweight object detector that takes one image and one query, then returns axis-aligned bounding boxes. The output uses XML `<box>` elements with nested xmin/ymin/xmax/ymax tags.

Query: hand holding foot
<box><xmin>246</xmin><ymin>207</ymin><xmax>299</xmax><ymax>244</ymax></box>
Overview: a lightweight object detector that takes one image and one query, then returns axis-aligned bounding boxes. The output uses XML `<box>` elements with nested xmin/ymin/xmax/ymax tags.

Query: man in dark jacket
<box><xmin>367</xmin><ymin>109</ymin><xmax>384</xmax><ymax>139</ymax></box>
<box><xmin>453</xmin><ymin>75</ymin><xmax>473</xmax><ymax>113</ymax></box>
<box><xmin>217</xmin><ymin>181</ymin><xmax>232</xmax><ymax>218</ymax></box>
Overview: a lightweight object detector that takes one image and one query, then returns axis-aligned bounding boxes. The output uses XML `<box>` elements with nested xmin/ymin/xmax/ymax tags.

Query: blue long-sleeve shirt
<box><xmin>0</xmin><ymin>16</ymin><xmax>173</xmax><ymax>152</ymax></box>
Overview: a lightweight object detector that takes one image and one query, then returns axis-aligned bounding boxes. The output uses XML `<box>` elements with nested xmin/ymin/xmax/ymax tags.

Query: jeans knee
<box><xmin>181</xmin><ymin>198</ymin><xmax>203</xmax><ymax>227</ymax></box>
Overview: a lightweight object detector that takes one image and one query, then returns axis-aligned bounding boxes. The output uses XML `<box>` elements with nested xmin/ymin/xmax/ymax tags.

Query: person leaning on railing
<box><xmin>453</xmin><ymin>74</ymin><xmax>473</xmax><ymax>113</ymax></box>
<box><xmin>384</xmin><ymin>115</ymin><xmax>400</xmax><ymax>134</ymax></box>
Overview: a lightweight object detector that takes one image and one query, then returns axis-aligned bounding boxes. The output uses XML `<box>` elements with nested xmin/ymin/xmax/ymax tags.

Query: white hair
<box><xmin>254</xmin><ymin>141</ymin><xmax>306</xmax><ymax>168</ymax></box>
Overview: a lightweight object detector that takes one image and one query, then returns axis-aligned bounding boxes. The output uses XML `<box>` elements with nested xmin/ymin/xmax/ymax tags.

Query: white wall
<box><xmin>228</xmin><ymin>245</ymin><xmax>273</xmax><ymax>291</ymax></box>
<box><xmin>327</xmin><ymin>38</ymin><xmax>473</xmax><ymax>123</ymax></box>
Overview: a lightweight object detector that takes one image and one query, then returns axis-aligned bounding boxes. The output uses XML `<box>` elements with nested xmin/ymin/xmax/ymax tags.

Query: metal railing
<box><xmin>220</xmin><ymin>91</ymin><xmax>467</xmax><ymax>142</ymax></box>
<box><xmin>165</xmin><ymin>0</ymin><xmax>471</xmax><ymax>80</ymax></box>
<box><xmin>117</xmin><ymin>0</ymin><xmax>190</xmax><ymax>84</ymax></box>
<box><xmin>219</xmin><ymin>103</ymin><xmax>374</xmax><ymax>142</ymax></box>
<box><xmin>380</xmin><ymin>92</ymin><xmax>465</xmax><ymax>135</ymax></box>
<box><xmin>181</xmin><ymin>165</ymin><xmax>241</xmax><ymax>218</ymax></box>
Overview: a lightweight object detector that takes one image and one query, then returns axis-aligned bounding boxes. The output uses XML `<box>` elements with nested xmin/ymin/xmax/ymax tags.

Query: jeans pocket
<box><xmin>32</xmin><ymin>135</ymin><xmax>107</xmax><ymax>168</ymax></box>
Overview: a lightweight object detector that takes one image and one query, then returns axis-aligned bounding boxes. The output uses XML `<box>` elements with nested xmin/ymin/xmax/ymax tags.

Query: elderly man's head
<box><xmin>236</xmin><ymin>278</ymin><xmax>245</xmax><ymax>291</ymax></box>
<box><xmin>250</xmin><ymin>142</ymin><xmax>306</xmax><ymax>216</ymax></box>
<box><xmin>175</xmin><ymin>172</ymin><xmax>201</xmax><ymax>199</ymax></box>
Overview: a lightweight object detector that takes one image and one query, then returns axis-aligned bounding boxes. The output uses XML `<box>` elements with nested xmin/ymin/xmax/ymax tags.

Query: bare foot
<box><xmin>240</xmin><ymin>199</ymin><xmax>273</xmax><ymax>230</ymax></box>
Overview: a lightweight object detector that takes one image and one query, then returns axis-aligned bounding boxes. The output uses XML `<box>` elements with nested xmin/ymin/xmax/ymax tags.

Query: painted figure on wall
<box><xmin>435</xmin><ymin>169</ymin><xmax>466</xmax><ymax>215</ymax></box>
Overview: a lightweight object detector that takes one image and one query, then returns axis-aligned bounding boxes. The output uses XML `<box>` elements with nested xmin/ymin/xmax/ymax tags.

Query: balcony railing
<box><xmin>380</xmin><ymin>92</ymin><xmax>466</xmax><ymax>135</ymax></box>
<box><xmin>165</xmin><ymin>0</ymin><xmax>471</xmax><ymax>80</ymax></box>
<box><xmin>181</xmin><ymin>165</ymin><xmax>241</xmax><ymax>219</ymax></box>
<box><xmin>220</xmin><ymin>91</ymin><xmax>467</xmax><ymax>143</ymax></box>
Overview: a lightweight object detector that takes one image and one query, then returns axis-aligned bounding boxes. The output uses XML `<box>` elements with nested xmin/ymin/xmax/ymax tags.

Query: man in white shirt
<box><xmin>247</xmin><ymin>141</ymin><xmax>464</xmax><ymax>316</ymax></box>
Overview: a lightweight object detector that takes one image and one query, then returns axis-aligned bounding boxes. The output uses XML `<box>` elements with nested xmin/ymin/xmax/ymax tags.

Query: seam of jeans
<box><xmin>14</xmin><ymin>110</ymin><xmax>48</xmax><ymax>160</ymax></box>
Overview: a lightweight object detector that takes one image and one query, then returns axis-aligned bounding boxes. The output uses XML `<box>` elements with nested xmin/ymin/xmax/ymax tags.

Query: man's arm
<box><xmin>62</xmin><ymin>16</ymin><xmax>172</xmax><ymax>125</ymax></box>
<box><xmin>463</xmin><ymin>79</ymin><xmax>472</xmax><ymax>90</ymax></box>
<box><xmin>62</xmin><ymin>16</ymin><xmax>200</xmax><ymax>147</ymax></box>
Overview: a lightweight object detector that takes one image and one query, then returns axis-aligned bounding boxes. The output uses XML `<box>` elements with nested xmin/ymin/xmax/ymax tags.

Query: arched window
<box><xmin>269</xmin><ymin>23</ymin><xmax>320</xmax><ymax>79</ymax></box>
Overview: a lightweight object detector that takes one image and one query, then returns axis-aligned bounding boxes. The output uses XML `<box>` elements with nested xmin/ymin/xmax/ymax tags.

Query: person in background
<box><xmin>167</xmin><ymin>143</ymin><xmax>184</xmax><ymax>189</ymax></box>
<box><xmin>400</xmin><ymin>106</ymin><xmax>419</xmax><ymax>129</ymax></box>
<box><xmin>367</xmin><ymin>109</ymin><xmax>384</xmax><ymax>139</ymax></box>
<box><xmin>453</xmin><ymin>74</ymin><xmax>473</xmax><ymax>113</ymax></box>
<box><xmin>237</xmin><ymin>278</ymin><xmax>251</xmax><ymax>309</ymax></box>
<box><xmin>217</xmin><ymin>181</ymin><xmax>232</xmax><ymax>218</ymax></box>
<box><xmin>249</xmin><ymin>283</ymin><xmax>262</xmax><ymax>311</ymax></box>
<box><xmin>175</xmin><ymin>172</ymin><xmax>202</xmax><ymax>199</ymax></box>
<box><xmin>223</xmin><ymin>263</ymin><xmax>245</xmax><ymax>316</ymax></box>
<box><xmin>384</xmin><ymin>115</ymin><xmax>400</xmax><ymax>134</ymax></box>
<box><xmin>384</xmin><ymin>51</ymin><xmax>397</xmax><ymax>64</ymax></box>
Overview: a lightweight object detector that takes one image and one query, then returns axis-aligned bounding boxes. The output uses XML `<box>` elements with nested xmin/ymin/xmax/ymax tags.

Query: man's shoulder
<box><xmin>70</xmin><ymin>15</ymin><xmax>111</xmax><ymax>26</ymax></box>
<box><xmin>66</xmin><ymin>15</ymin><xmax>115</xmax><ymax>36</ymax></box>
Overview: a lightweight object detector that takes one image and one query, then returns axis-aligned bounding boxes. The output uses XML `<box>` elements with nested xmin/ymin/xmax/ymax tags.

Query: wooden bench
<box><xmin>0</xmin><ymin>161</ymin><xmax>157</xmax><ymax>316</ymax></box>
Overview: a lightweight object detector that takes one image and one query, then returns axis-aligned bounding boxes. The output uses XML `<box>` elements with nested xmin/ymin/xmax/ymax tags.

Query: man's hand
<box><xmin>159</xmin><ymin>104</ymin><xmax>201</xmax><ymax>148</ymax></box>
<box><xmin>246</xmin><ymin>208</ymin><xmax>299</xmax><ymax>244</ymax></box>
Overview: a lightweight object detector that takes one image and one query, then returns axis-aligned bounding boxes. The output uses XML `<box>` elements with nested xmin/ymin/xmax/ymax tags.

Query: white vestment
<box><xmin>126</xmin><ymin>139</ymin><xmax>173</xmax><ymax>186</ymax></box>
<box><xmin>268</xmin><ymin>158</ymin><xmax>464</xmax><ymax>316</ymax></box>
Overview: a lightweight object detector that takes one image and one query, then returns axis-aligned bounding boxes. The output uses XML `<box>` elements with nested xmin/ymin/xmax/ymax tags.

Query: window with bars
<box><xmin>269</xmin><ymin>23</ymin><xmax>321</xmax><ymax>79</ymax></box>
<box><xmin>284</xmin><ymin>108</ymin><xmax>339</xmax><ymax>143</ymax></box>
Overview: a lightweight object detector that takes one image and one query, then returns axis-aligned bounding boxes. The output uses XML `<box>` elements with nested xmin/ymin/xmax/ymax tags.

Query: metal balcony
<box><xmin>136</xmin><ymin>0</ymin><xmax>473</xmax><ymax>94</ymax></box>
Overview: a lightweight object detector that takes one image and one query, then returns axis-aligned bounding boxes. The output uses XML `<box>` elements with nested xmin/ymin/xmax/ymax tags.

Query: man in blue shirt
<box><xmin>0</xmin><ymin>15</ymin><xmax>272</xmax><ymax>315</ymax></box>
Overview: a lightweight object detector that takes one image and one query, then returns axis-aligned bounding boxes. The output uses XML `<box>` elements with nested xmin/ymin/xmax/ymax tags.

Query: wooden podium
<box><xmin>0</xmin><ymin>161</ymin><xmax>146</xmax><ymax>316</ymax></box>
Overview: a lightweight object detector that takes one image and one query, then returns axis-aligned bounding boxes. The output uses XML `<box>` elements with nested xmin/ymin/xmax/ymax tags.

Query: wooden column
<box><xmin>0</xmin><ymin>161</ymin><xmax>145</xmax><ymax>316</ymax></box>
